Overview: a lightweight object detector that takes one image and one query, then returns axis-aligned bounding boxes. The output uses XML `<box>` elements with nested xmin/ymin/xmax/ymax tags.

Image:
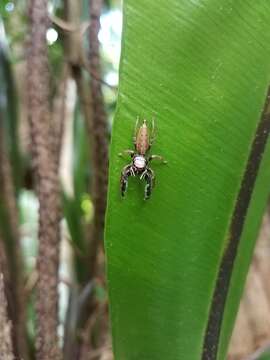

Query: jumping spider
<box><xmin>119</xmin><ymin>117</ymin><xmax>167</xmax><ymax>200</ymax></box>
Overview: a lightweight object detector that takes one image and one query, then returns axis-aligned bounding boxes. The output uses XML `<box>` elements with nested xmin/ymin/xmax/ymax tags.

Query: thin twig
<box><xmin>81</xmin><ymin>58</ymin><xmax>117</xmax><ymax>90</ymax></box>
<box><xmin>27</xmin><ymin>0</ymin><xmax>62</xmax><ymax>358</ymax></box>
<box><xmin>50</xmin><ymin>14</ymin><xmax>90</xmax><ymax>34</ymax></box>
<box><xmin>53</xmin><ymin>3</ymin><xmax>115</xmax><ymax>90</ymax></box>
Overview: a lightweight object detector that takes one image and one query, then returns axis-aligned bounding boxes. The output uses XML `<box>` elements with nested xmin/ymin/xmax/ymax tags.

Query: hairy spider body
<box><xmin>119</xmin><ymin>118</ymin><xmax>166</xmax><ymax>200</ymax></box>
<box><xmin>135</xmin><ymin>120</ymin><xmax>150</xmax><ymax>155</ymax></box>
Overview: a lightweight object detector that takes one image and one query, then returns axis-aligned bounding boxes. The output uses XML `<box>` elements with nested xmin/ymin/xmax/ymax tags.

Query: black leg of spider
<box><xmin>120</xmin><ymin>164</ymin><xmax>135</xmax><ymax>197</ymax></box>
<box><xmin>141</xmin><ymin>167</ymin><xmax>155</xmax><ymax>200</ymax></box>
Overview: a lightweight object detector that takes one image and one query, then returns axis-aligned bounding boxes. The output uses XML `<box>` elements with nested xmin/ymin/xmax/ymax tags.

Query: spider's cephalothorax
<box><xmin>119</xmin><ymin>118</ymin><xmax>166</xmax><ymax>200</ymax></box>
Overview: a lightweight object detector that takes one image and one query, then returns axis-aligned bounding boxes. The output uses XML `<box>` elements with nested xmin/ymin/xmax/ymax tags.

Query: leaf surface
<box><xmin>105</xmin><ymin>1</ymin><xmax>270</xmax><ymax>359</ymax></box>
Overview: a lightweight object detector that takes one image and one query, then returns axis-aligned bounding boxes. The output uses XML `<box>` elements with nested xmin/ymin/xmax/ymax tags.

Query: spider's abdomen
<box><xmin>136</xmin><ymin>121</ymin><xmax>150</xmax><ymax>155</ymax></box>
<box><xmin>134</xmin><ymin>155</ymin><xmax>146</xmax><ymax>169</ymax></box>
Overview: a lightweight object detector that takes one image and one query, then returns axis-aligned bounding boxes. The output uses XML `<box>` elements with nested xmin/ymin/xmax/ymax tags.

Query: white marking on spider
<box><xmin>134</xmin><ymin>156</ymin><xmax>146</xmax><ymax>169</ymax></box>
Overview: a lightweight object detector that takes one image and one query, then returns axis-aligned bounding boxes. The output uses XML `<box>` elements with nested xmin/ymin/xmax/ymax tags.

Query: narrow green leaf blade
<box><xmin>105</xmin><ymin>1</ymin><xmax>270</xmax><ymax>359</ymax></box>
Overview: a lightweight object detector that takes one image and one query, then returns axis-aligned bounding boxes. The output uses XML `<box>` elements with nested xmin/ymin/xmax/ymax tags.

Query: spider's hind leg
<box><xmin>120</xmin><ymin>164</ymin><xmax>135</xmax><ymax>197</ymax></box>
<box><xmin>143</xmin><ymin>168</ymin><xmax>155</xmax><ymax>200</ymax></box>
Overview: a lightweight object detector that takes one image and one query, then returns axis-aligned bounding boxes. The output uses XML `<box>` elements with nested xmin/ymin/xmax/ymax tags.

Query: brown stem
<box><xmin>0</xmin><ymin>272</ymin><xmax>15</xmax><ymax>360</ymax></box>
<box><xmin>88</xmin><ymin>0</ymin><xmax>108</xmax><ymax>279</ymax></box>
<box><xmin>81</xmin><ymin>55</ymin><xmax>117</xmax><ymax>90</ymax></box>
<box><xmin>0</xmin><ymin>114</ymin><xmax>28</xmax><ymax>359</ymax></box>
<box><xmin>27</xmin><ymin>0</ymin><xmax>62</xmax><ymax>358</ymax></box>
<box><xmin>0</xmin><ymin>236</ymin><xmax>10</xmax><ymax>292</ymax></box>
<box><xmin>0</xmin><ymin>231</ymin><xmax>16</xmax><ymax>355</ymax></box>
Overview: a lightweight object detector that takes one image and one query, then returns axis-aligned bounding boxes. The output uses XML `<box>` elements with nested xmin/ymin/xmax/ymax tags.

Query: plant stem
<box><xmin>0</xmin><ymin>112</ymin><xmax>28</xmax><ymax>359</ymax></box>
<box><xmin>88</xmin><ymin>0</ymin><xmax>108</xmax><ymax>279</ymax></box>
<box><xmin>27</xmin><ymin>0</ymin><xmax>62</xmax><ymax>358</ymax></box>
<box><xmin>0</xmin><ymin>273</ymin><xmax>14</xmax><ymax>360</ymax></box>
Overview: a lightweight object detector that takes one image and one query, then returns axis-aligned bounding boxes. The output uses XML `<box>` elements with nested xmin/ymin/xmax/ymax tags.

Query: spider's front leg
<box><xmin>149</xmin><ymin>117</ymin><xmax>157</xmax><ymax>146</ymax></box>
<box><xmin>149</xmin><ymin>154</ymin><xmax>167</xmax><ymax>164</ymax></box>
<box><xmin>118</xmin><ymin>149</ymin><xmax>135</xmax><ymax>158</ymax></box>
<box><xmin>133</xmin><ymin>116</ymin><xmax>140</xmax><ymax>145</ymax></box>
<box><xmin>142</xmin><ymin>167</ymin><xmax>155</xmax><ymax>200</ymax></box>
<box><xmin>120</xmin><ymin>164</ymin><xmax>136</xmax><ymax>197</ymax></box>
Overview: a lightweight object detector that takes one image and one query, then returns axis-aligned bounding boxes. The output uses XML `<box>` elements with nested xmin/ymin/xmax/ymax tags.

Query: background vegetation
<box><xmin>0</xmin><ymin>0</ymin><xmax>120</xmax><ymax>358</ymax></box>
<box><xmin>1</xmin><ymin>1</ymin><xmax>270</xmax><ymax>360</ymax></box>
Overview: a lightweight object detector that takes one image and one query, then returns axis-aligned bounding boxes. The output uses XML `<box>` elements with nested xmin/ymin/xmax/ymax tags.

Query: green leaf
<box><xmin>104</xmin><ymin>1</ymin><xmax>270</xmax><ymax>359</ymax></box>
